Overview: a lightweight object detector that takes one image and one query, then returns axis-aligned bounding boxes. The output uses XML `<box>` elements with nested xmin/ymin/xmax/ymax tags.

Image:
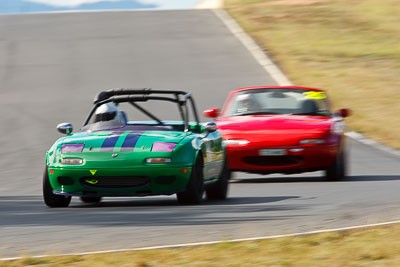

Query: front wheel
<box><xmin>43</xmin><ymin>167</ymin><xmax>71</xmax><ymax>208</ymax></box>
<box><xmin>206</xmin><ymin>159</ymin><xmax>230</xmax><ymax>200</ymax></box>
<box><xmin>325</xmin><ymin>150</ymin><xmax>346</xmax><ymax>181</ymax></box>
<box><xmin>177</xmin><ymin>156</ymin><xmax>204</xmax><ymax>204</ymax></box>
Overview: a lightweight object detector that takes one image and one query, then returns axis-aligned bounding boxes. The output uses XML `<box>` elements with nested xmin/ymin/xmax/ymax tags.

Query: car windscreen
<box><xmin>223</xmin><ymin>88</ymin><xmax>331</xmax><ymax>117</ymax></box>
<box><xmin>82</xmin><ymin>99</ymin><xmax>191</xmax><ymax>132</ymax></box>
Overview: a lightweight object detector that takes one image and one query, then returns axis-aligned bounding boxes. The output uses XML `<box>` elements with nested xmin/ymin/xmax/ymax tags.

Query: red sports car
<box><xmin>204</xmin><ymin>86</ymin><xmax>350</xmax><ymax>181</ymax></box>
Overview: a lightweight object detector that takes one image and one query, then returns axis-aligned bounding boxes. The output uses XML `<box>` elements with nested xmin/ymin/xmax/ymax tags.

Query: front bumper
<box><xmin>227</xmin><ymin>145</ymin><xmax>339</xmax><ymax>174</ymax></box>
<box><xmin>48</xmin><ymin>166</ymin><xmax>192</xmax><ymax>197</ymax></box>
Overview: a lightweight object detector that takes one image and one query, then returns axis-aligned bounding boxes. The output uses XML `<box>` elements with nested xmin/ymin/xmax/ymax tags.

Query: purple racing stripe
<box><xmin>120</xmin><ymin>134</ymin><xmax>140</xmax><ymax>152</ymax></box>
<box><xmin>101</xmin><ymin>134</ymin><xmax>120</xmax><ymax>152</ymax></box>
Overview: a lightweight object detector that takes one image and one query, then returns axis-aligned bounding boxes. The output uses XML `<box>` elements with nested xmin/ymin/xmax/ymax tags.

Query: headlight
<box><xmin>151</xmin><ymin>142</ymin><xmax>177</xmax><ymax>152</ymax></box>
<box><xmin>146</xmin><ymin>158</ymin><xmax>172</xmax><ymax>164</ymax></box>
<box><xmin>60</xmin><ymin>158</ymin><xmax>84</xmax><ymax>165</ymax></box>
<box><xmin>61</xmin><ymin>143</ymin><xmax>84</xmax><ymax>153</ymax></box>
<box><xmin>223</xmin><ymin>139</ymin><xmax>250</xmax><ymax>145</ymax></box>
<box><xmin>299</xmin><ymin>139</ymin><xmax>325</xmax><ymax>145</ymax></box>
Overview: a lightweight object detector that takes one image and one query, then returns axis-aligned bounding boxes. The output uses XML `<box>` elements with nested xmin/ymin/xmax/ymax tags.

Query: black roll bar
<box><xmin>83</xmin><ymin>89</ymin><xmax>201</xmax><ymax>132</ymax></box>
<box><xmin>94</xmin><ymin>88</ymin><xmax>188</xmax><ymax>104</ymax></box>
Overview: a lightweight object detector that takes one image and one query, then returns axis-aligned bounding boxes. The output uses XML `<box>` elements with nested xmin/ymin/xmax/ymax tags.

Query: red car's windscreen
<box><xmin>223</xmin><ymin>88</ymin><xmax>331</xmax><ymax>117</ymax></box>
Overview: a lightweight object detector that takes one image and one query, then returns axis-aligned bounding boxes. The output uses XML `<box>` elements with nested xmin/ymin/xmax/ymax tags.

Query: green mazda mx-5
<box><xmin>43</xmin><ymin>89</ymin><xmax>229</xmax><ymax>207</ymax></box>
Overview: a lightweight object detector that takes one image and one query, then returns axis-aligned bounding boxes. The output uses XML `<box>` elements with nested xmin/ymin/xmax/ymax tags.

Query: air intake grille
<box><xmin>155</xmin><ymin>176</ymin><xmax>176</xmax><ymax>185</ymax></box>
<box><xmin>244</xmin><ymin>156</ymin><xmax>301</xmax><ymax>166</ymax></box>
<box><xmin>80</xmin><ymin>176</ymin><xmax>150</xmax><ymax>189</ymax></box>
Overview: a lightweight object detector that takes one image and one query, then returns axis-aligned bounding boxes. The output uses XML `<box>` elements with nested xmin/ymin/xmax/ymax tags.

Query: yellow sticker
<box><xmin>85</xmin><ymin>179</ymin><xmax>99</xmax><ymax>185</ymax></box>
<box><xmin>303</xmin><ymin>91</ymin><xmax>326</xmax><ymax>100</ymax></box>
<box><xmin>89</xmin><ymin>170</ymin><xmax>97</xmax><ymax>175</ymax></box>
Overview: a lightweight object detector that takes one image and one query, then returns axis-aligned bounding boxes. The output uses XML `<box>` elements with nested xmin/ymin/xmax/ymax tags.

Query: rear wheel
<box><xmin>177</xmin><ymin>156</ymin><xmax>204</xmax><ymax>204</ymax></box>
<box><xmin>325</xmin><ymin>150</ymin><xmax>346</xmax><ymax>181</ymax></box>
<box><xmin>206</xmin><ymin>159</ymin><xmax>230</xmax><ymax>200</ymax></box>
<box><xmin>43</xmin><ymin>167</ymin><xmax>71</xmax><ymax>208</ymax></box>
<box><xmin>80</xmin><ymin>196</ymin><xmax>102</xmax><ymax>203</ymax></box>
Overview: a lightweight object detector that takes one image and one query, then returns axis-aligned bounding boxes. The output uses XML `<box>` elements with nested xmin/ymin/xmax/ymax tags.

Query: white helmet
<box><xmin>94</xmin><ymin>103</ymin><xmax>125</xmax><ymax>124</ymax></box>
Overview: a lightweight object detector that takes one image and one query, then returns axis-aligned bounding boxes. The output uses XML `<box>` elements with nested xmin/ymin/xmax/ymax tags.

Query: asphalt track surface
<box><xmin>1</xmin><ymin>10</ymin><xmax>400</xmax><ymax>258</ymax></box>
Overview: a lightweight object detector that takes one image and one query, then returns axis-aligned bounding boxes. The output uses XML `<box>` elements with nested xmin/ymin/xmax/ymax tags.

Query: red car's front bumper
<box><xmin>227</xmin><ymin>145</ymin><xmax>339</xmax><ymax>174</ymax></box>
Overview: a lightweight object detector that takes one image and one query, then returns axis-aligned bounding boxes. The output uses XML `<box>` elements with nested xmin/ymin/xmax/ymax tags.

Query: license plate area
<box><xmin>259</xmin><ymin>149</ymin><xmax>286</xmax><ymax>156</ymax></box>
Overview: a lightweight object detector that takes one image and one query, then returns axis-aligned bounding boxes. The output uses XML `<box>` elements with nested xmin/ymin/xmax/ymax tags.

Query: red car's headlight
<box><xmin>223</xmin><ymin>139</ymin><xmax>250</xmax><ymax>145</ymax></box>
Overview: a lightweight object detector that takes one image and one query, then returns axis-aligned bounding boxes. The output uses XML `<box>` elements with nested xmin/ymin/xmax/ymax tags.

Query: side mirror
<box><xmin>57</xmin><ymin>123</ymin><xmax>73</xmax><ymax>135</ymax></box>
<box><xmin>203</xmin><ymin>108</ymin><xmax>219</xmax><ymax>118</ymax></box>
<box><xmin>204</xmin><ymin>122</ymin><xmax>218</xmax><ymax>133</ymax></box>
<box><xmin>337</xmin><ymin>108</ymin><xmax>351</xmax><ymax>118</ymax></box>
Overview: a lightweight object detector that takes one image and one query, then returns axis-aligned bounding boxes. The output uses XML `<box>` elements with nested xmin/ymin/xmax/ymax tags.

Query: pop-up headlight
<box><xmin>224</xmin><ymin>139</ymin><xmax>250</xmax><ymax>145</ymax></box>
<box><xmin>151</xmin><ymin>142</ymin><xmax>177</xmax><ymax>152</ymax></box>
<box><xmin>61</xmin><ymin>143</ymin><xmax>84</xmax><ymax>153</ymax></box>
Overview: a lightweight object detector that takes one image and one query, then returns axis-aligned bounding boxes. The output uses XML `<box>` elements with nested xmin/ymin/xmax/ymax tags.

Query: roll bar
<box><xmin>83</xmin><ymin>88</ymin><xmax>201</xmax><ymax>132</ymax></box>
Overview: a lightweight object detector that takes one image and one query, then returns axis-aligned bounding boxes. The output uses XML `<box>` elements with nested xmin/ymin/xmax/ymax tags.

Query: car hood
<box><xmin>216</xmin><ymin>115</ymin><xmax>333</xmax><ymax>146</ymax></box>
<box><xmin>47</xmin><ymin>126</ymin><xmax>190</xmax><ymax>168</ymax></box>
<box><xmin>59</xmin><ymin>127</ymin><xmax>187</xmax><ymax>153</ymax></box>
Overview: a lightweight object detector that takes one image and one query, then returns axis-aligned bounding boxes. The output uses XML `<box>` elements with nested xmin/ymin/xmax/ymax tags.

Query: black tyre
<box><xmin>80</xmin><ymin>196</ymin><xmax>102</xmax><ymax>203</ymax></box>
<box><xmin>325</xmin><ymin>150</ymin><xmax>346</xmax><ymax>181</ymax></box>
<box><xmin>206</xmin><ymin>159</ymin><xmax>230</xmax><ymax>200</ymax></box>
<box><xmin>43</xmin><ymin>167</ymin><xmax>71</xmax><ymax>208</ymax></box>
<box><xmin>177</xmin><ymin>156</ymin><xmax>204</xmax><ymax>204</ymax></box>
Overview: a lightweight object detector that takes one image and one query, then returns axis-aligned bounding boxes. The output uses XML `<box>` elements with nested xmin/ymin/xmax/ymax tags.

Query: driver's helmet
<box><xmin>94</xmin><ymin>103</ymin><xmax>125</xmax><ymax>124</ymax></box>
<box><xmin>236</xmin><ymin>93</ymin><xmax>259</xmax><ymax>113</ymax></box>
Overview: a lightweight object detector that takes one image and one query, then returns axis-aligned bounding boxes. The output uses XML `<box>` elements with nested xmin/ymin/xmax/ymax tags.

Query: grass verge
<box><xmin>2</xmin><ymin>224</ymin><xmax>400</xmax><ymax>266</ymax></box>
<box><xmin>224</xmin><ymin>0</ymin><xmax>400</xmax><ymax>149</ymax></box>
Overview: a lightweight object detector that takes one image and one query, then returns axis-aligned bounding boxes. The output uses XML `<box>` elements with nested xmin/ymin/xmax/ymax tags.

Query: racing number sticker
<box><xmin>303</xmin><ymin>91</ymin><xmax>326</xmax><ymax>100</ymax></box>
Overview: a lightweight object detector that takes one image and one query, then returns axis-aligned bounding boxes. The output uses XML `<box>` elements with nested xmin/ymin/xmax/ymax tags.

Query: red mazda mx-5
<box><xmin>204</xmin><ymin>86</ymin><xmax>350</xmax><ymax>181</ymax></box>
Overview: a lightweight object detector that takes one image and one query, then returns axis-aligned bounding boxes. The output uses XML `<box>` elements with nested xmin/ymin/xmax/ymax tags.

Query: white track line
<box><xmin>2</xmin><ymin>220</ymin><xmax>400</xmax><ymax>261</ymax></box>
<box><xmin>213</xmin><ymin>9</ymin><xmax>293</xmax><ymax>86</ymax></box>
<box><xmin>1</xmin><ymin>6</ymin><xmax>399</xmax><ymax>263</ymax></box>
<box><xmin>346</xmin><ymin>131</ymin><xmax>400</xmax><ymax>157</ymax></box>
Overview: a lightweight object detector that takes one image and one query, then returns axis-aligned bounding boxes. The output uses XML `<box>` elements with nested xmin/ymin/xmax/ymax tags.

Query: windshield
<box><xmin>82</xmin><ymin>96</ymin><xmax>201</xmax><ymax>132</ymax></box>
<box><xmin>224</xmin><ymin>88</ymin><xmax>331</xmax><ymax>117</ymax></box>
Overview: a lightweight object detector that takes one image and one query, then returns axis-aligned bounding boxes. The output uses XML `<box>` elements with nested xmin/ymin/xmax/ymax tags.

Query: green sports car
<box><xmin>43</xmin><ymin>89</ymin><xmax>229</xmax><ymax>207</ymax></box>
